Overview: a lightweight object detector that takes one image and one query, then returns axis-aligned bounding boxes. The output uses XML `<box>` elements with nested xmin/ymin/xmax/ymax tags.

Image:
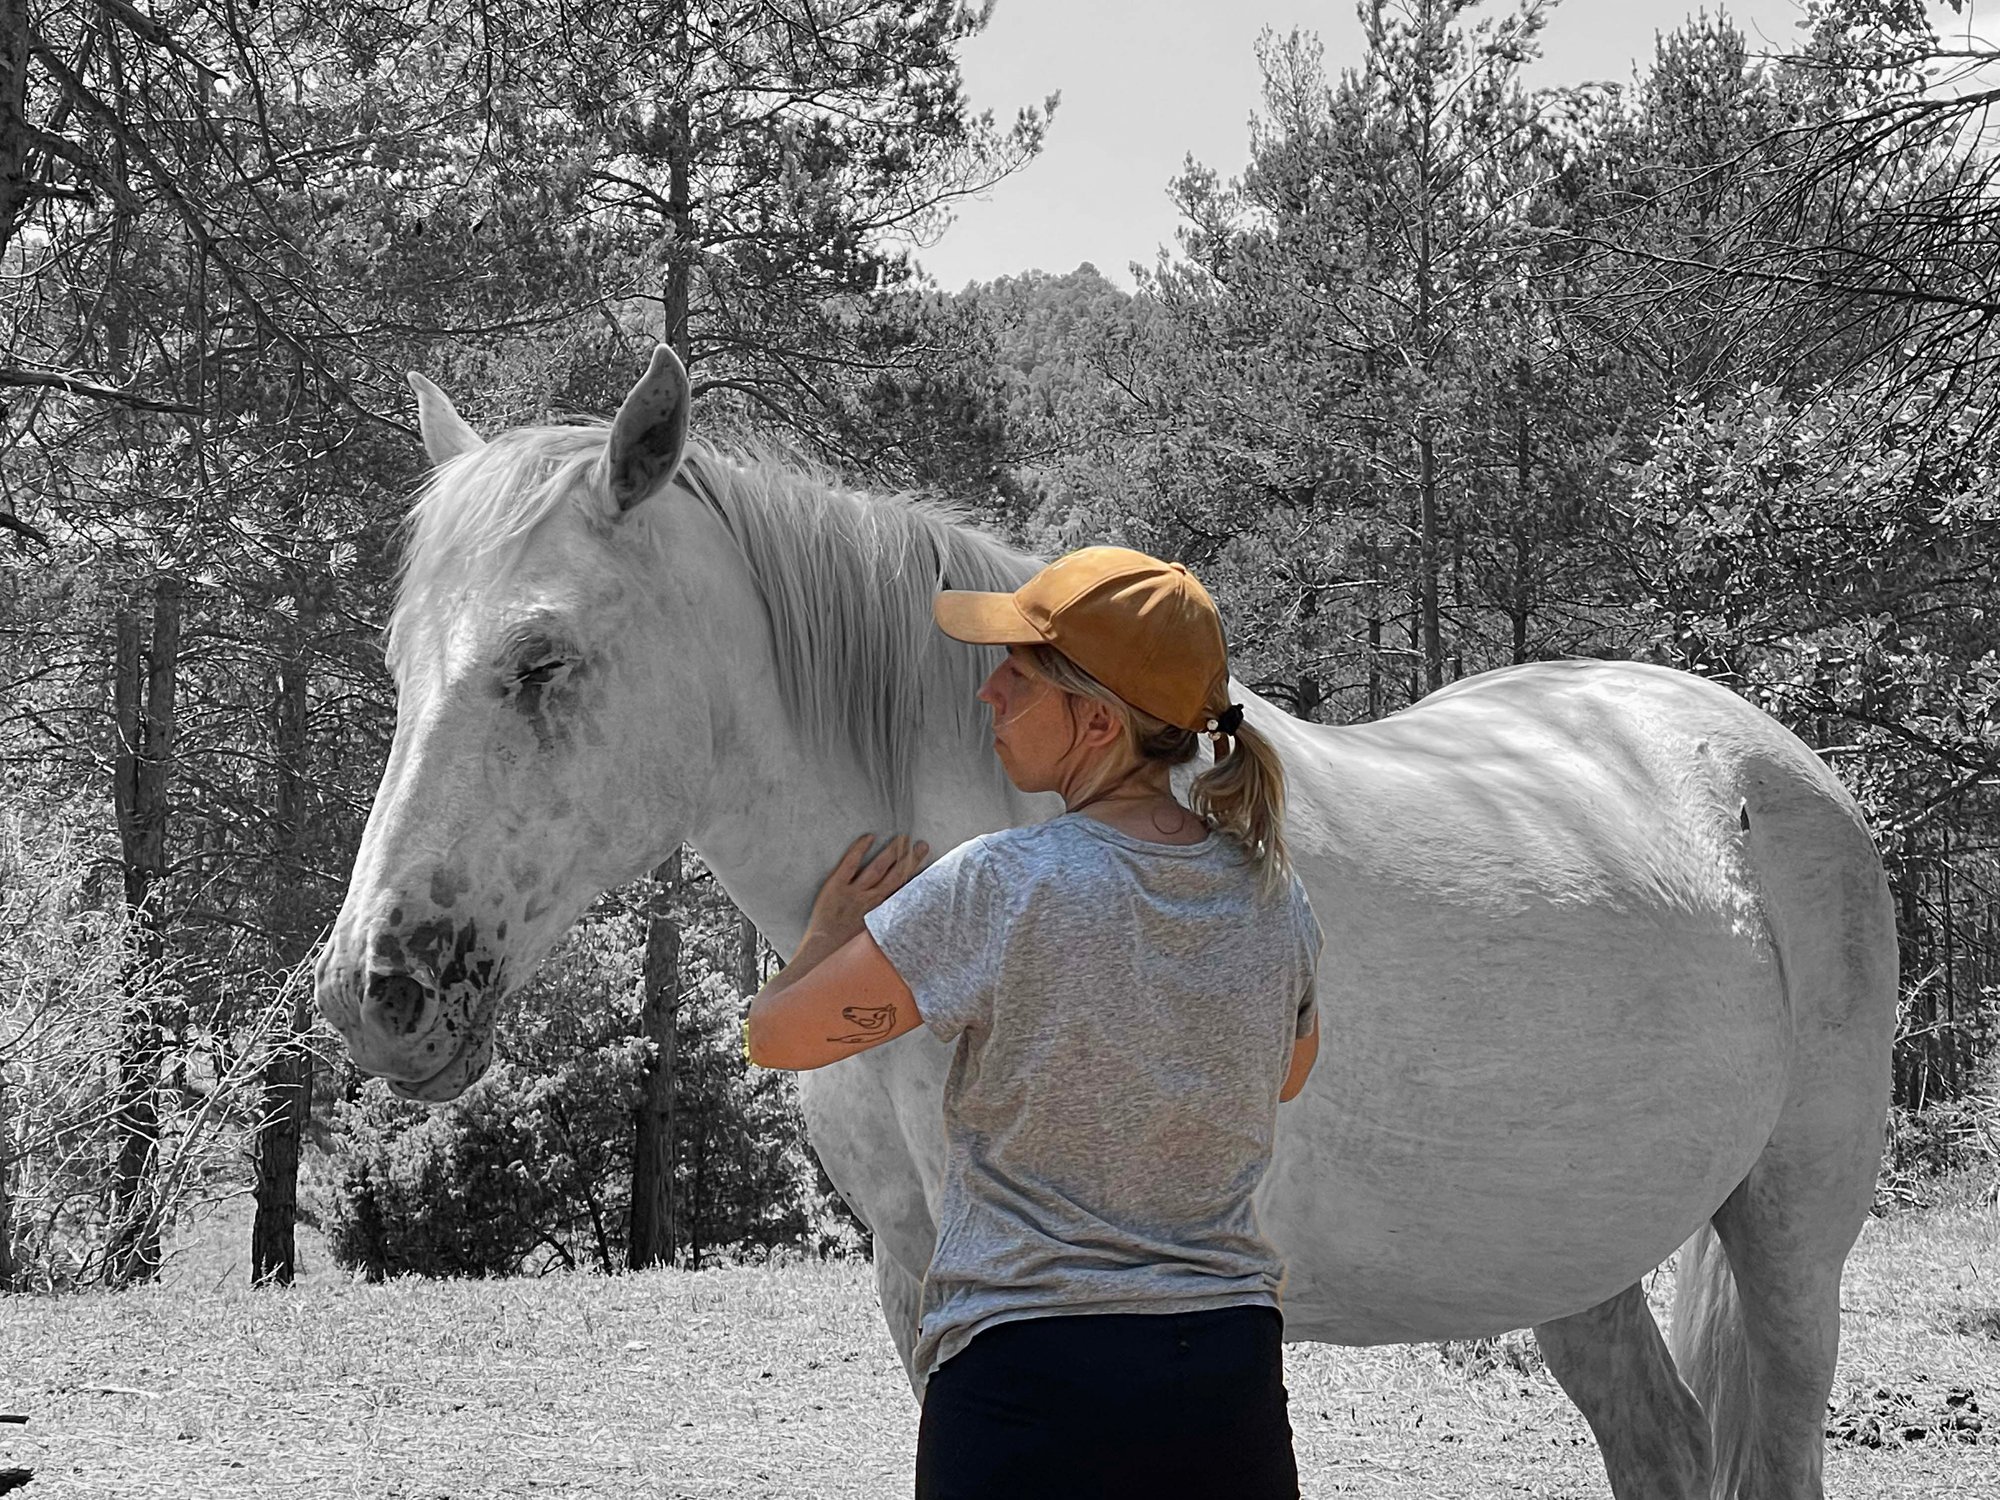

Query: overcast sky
<box><xmin>915</xmin><ymin>0</ymin><xmax>1995</xmax><ymax>290</ymax></box>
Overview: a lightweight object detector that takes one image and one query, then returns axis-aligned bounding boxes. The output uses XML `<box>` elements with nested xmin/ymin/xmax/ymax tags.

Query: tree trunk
<box><xmin>663</xmin><ymin>0</ymin><xmax>693</xmax><ymax>363</ymax></box>
<box><xmin>686</xmin><ymin>1102</ymin><xmax>706</xmax><ymax>1273</ymax></box>
<box><xmin>109</xmin><ymin>579</ymin><xmax>181</xmax><ymax>1286</ymax></box>
<box><xmin>1416</xmin><ymin>418</ymin><xmax>1443</xmax><ymax>696</ymax></box>
<box><xmin>1941</xmin><ymin>825</ymin><xmax>1958</xmax><ymax>1099</ymax></box>
<box><xmin>249</xmin><ymin>985</ymin><xmax>313</xmax><ymax>1286</ymax></box>
<box><xmin>637</xmin><ymin>24</ymin><xmax>696</xmax><ymax>1277</ymax></box>
<box><xmin>1512</xmin><ymin>403</ymin><xmax>1532</xmax><ymax>665</ymax></box>
<box><xmin>1366</xmin><ymin>614</ymin><xmax>1383</xmax><ymax>721</ymax></box>
<box><xmin>0</xmin><ymin>0</ymin><xmax>29</xmax><ymax>263</ymax></box>
<box><xmin>1896</xmin><ymin>868</ymin><xmax>1924</xmax><ymax>1108</ymax></box>
<box><xmin>627</xmin><ymin>850</ymin><xmax>681</xmax><ymax>1269</ymax></box>
<box><xmin>735</xmin><ymin>911</ymin><xmax>760</xmax><ymax>997</ymax></box>
<box><xmin>1411</xmin><ymin>40</ymin><xmax>1444</xmax><ymax>699</ymax></box>
<box><xmin>0</xmin><ymin>1068</ymin><xmax>16</xmax><ymax>1292</ymax></box>
<box><xmin>251</xmin><ymin>640</ymin><xmax>316</xmax><ymax>1285</ymax></box>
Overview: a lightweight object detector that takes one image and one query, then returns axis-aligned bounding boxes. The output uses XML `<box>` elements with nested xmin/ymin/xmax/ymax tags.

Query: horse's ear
<box><xmin>602</xmin><ymin>345</ymin><xmax>692</xmax><ymax>513</ymax></box>
<box><xmin>407</xmin><ymin>372</ymin><xmax>486</xmax><ymax>465</ymax></box>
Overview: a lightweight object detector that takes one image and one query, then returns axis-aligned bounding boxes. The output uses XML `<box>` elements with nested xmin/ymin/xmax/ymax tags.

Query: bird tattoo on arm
<box><xmin>829</xmin><ymin>1005</ymin><xmax>898</xmax><ymax>1045</ymax></box>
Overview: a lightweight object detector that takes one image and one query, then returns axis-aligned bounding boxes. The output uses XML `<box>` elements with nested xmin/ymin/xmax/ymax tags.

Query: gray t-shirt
<box><xmin>864</xmin><ymin>812</ymin><xmax>1322</xmax><ymax>1379</ymax></box>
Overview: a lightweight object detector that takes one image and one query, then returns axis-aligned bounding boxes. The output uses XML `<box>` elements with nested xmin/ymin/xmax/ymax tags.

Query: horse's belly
<box><xmin>1260</xmin><ymin>902</ymin><xmax>1788</xmax><ymax>1344</ymax></box>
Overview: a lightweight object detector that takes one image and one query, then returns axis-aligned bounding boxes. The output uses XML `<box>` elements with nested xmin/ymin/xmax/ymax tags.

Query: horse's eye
<box><xmin>517</xmin><ymin>658</ymin><xmax>570</xmax><ymax>688</ymax></box>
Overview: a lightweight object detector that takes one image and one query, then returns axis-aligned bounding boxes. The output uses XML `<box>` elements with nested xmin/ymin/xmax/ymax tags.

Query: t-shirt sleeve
<box><xmin>1296</xmin><ymin>976</ymin><xmax>1319</xmax><ymax>1040</ymax></box>
<box><xmin>1292</xmin><ymin>878</ymin><xmax>1324</xmax><ymax>1040</ymax></box>
<box><xmin>863</xmin><ymin>839</ymin><xmax>1003</xmax><ymax>1043</ymax></box>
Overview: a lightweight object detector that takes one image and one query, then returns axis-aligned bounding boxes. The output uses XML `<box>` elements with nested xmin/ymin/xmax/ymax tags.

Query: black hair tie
<box><xmin>1207</xmin><ymin>704</ymin><xmax>1245</xmax><ymax>736</ymax></box>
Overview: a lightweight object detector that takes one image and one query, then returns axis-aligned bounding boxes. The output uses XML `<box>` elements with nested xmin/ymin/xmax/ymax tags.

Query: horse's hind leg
<box><xmin>1669</xmin><ymin>738</ymin><xmax>1899</xmax><ymax>1497</ymax></box>
<box><xmin>1673</xmin><ymin>1114</ymin><xmax>1878</xmax><ymax>1500</ymax></box>
<box><xmin>1534</xmin><ymin>1282</ymin><xmax>1712</xmax><ymax>1500</ymax></box>
<box><xmin>1670</xmin><ymin>841</ymin><xmax>1893</xmax><ymax>1498</ymax></box>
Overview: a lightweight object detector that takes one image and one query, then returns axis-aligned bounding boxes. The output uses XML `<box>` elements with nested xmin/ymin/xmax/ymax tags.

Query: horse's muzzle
<box><xmin>315</xmin><ymin>950</ymin><xmax>489</xmax><ymax>1100</ymax></box>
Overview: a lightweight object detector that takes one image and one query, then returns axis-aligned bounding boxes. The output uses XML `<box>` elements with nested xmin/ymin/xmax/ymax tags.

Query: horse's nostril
<box><xmin>363</xmin><ymin>972</ymin><xmax>430</xmax><ymax>1037</ymax></box>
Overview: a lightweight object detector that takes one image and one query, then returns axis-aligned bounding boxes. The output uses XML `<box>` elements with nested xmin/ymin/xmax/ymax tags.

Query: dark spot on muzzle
<box><xmin>404</xmin><ymin>917</ymin><xmax>499</xmax><ymax>994</ymax></box>
<box><xmin>372</xmin><ymin>930</ymin><xmax>408</xmax><ymax>971</ymax></box>
<box><xmin>352</xmin><ymin>915</ymin><xmax>502</xmax><ymax>1079</ymax></box>
<box><xmin>428</xmin><ymin>867</ymin><xmax>472</xmax><ymax>910</ymax></box>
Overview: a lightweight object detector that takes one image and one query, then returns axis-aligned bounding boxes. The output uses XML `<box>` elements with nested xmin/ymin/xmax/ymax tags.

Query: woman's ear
<box><xmin>1076</xmin><ymin>697</ymin><xmax>1126</xmax><ymax>752</ymax></box>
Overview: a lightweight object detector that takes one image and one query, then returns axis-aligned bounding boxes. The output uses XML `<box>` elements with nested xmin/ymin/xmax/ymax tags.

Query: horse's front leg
<box><xmin>873</xmin><ymin>1248</ymin><xmax>930</xmax><ymax>1399</ymax></box>
<box><xmin>1534</xmin><ymin>1280</ymin><xmax>1714</xmax><ymax>1500</ymax></box>
<box><xmin>796</xmin><ymin>1048</ymin><xmax>946</xmax><ymax>1398</ymax></box>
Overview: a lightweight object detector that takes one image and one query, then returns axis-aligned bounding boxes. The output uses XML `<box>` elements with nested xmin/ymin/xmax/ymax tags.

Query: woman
<box><xmin>745</xmin><ymin>546</ymin><xmax>1322</xmax><ymax>1499</ymax></box>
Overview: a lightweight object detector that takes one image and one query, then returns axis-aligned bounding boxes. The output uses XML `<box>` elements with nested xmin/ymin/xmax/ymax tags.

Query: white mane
<box><xmin>390</xmin><ymin>423</ymin><xmax>1037</xmax><ymax>817</ymax></box>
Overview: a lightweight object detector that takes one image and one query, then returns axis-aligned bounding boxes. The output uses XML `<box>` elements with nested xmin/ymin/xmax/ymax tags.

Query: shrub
<box><xmin>1</xmin><ymin>808</ymin><xmax>296</xmax><ymax>1290</ymax></box>
<box><xmin>667</xmin><ymin>970</ymin><xmax>815</xmax><ymax>1268</ymax></box>
<box><xmin>327</xmin><ymin>1049</ymin><xmax>646</xmax><ymax>1278</ymax></box>
<box><xmin>1878</xmin><ymin>1087</ymin><xmax>2000</xmax><ymax>1213</ymax></box>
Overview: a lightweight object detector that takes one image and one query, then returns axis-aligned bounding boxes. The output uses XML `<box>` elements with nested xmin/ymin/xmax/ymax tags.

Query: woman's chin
<box><xmin>992</xmin><ymin>753</ymin><xmax>1042</xmax><ymax>796</ymax></box>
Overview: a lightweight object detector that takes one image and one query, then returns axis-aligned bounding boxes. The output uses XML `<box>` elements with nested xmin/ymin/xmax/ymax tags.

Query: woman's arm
<box><xmin>1279</xmin><ymin>1024</ymin><xmax>1318</xmax><ymax>1103</ymax></box>
<box><xmin>747</xmin><ymin>929</ymin><xmax>923</xmax><ymax>1070</ymax></box>
<box><xmin>745</xmin><ymin>834</ymin><xmax>929</xmax><ymax>1071</ymax></box>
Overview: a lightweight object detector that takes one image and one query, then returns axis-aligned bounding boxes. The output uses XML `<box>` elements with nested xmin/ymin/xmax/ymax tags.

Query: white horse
<box><xmin>316</xmin><ymin>350</ymin><xmax>1897</xmax><ymax>1500</ymax></box>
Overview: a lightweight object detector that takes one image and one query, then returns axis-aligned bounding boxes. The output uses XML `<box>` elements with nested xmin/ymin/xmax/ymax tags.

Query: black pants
<box><xmin>913</xmin><ymin>1305</ymin><xmax>1298</xmax><ymax>1500</ymax></box>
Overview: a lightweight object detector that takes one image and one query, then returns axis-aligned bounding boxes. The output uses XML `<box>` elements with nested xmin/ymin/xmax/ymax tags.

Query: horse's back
<box><xmin>1259</xmin><ymin>661</ymin><xmax>1888</xmax><ymax>1343</ymax></box>
<box><xmin>1281</xmin><ymin>659</ymin><xmax>1853</xmax><ymax>904</ymax></box>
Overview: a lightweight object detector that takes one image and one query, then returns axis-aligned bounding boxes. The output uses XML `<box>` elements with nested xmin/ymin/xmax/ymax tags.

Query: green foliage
<box><xmin>665</xmin><ymin>970</ymin><xmax>827</xmax><ymax>1268</ymax></box>
<box><xmin>384</xmin><ymin>0</ymin><xmax>1053</xmax><ymax>451</ymax></box>
<box><xmin>1082</xmin><ymin>3</ymin><xmax>1628</xmax><ymax>715</ymax></box>
<box><xmin>829</xmin><ymin>289</ymin><xmax>1022</xmax><ymax>501</ymax></box>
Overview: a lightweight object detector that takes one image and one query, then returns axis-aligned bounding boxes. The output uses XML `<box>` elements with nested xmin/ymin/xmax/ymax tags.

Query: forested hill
<box><xmin>1</xmin><ymin>1</ymin><xmax>1995</xmax><ymax>1289</ymax></box>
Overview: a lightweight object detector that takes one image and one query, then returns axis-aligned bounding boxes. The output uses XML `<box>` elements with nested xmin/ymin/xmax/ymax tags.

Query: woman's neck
<box><xmin>1064</xmin><ymin>762</ymin><xmax>1207</xmax><ymax>845</ymax></box>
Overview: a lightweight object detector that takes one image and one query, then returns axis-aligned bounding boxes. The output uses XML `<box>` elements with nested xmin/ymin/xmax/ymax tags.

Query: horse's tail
<box><xmin>1667</xmin><ymin>1222</ymin><xmax>1753</xmax><ymax>1492</ymax></box>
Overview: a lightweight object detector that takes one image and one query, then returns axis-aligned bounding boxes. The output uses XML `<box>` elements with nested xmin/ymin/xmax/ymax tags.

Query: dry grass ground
<box><xmin>1</xmin><ymin>1192</ymin><xmax>1994</xmax><ymax>1499</ymax></box>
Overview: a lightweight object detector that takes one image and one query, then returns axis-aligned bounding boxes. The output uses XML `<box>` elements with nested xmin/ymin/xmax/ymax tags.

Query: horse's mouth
<box><xmin>381</xmin><ymin>1039</ymin><xmax>492</xmax><ymax>1103</ymax></box>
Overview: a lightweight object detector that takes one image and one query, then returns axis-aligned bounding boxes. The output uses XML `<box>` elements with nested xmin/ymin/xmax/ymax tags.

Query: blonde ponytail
<box><xmin>1190</xmin><ymin>720</ymin><xmax>1290</xmax><ymax>894</ymax></box>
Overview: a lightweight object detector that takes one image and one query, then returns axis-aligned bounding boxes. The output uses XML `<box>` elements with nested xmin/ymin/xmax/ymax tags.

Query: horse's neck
<box><xmin>689</xmin><ymin>704</ymin><xmax>1042</xmax><ymax>960</ymax></box>
<box><xmin>675</xmin><ymin>503</ymin><xmax>1046</xmax><ymax>959</ymax></box>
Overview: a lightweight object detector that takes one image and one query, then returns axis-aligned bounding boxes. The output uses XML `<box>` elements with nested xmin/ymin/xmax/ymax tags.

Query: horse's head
<box><xmin>316</xmin><ymin>349</ymin><xmax>722</xmax><ymax>1100</ymax></box>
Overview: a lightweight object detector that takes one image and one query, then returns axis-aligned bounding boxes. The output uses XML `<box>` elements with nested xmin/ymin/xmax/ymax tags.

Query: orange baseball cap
<box><xmin>933</xmin><ymin>546</ymin><xmax>1235</xmax><ymax>733</ymax></box>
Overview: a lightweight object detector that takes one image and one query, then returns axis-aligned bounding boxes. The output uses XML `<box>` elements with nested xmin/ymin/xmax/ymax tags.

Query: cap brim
<box><xmin>933</xmin><ymin>590</ymin><xmax>1044</xmax><ymax>646</ymax></box>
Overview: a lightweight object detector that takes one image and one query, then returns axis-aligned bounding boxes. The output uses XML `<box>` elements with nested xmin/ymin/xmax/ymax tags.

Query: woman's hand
<box><xmin>803</xmin><ymin>833</ymin><xmax>930</xmax><ymax>949</ymax></box>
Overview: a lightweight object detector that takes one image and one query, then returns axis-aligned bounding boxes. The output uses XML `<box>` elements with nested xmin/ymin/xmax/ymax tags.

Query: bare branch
<box><xmin>0</xmin><ymin>366</ymin><xmax>202</xmax><ymax>414</ymax></box>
